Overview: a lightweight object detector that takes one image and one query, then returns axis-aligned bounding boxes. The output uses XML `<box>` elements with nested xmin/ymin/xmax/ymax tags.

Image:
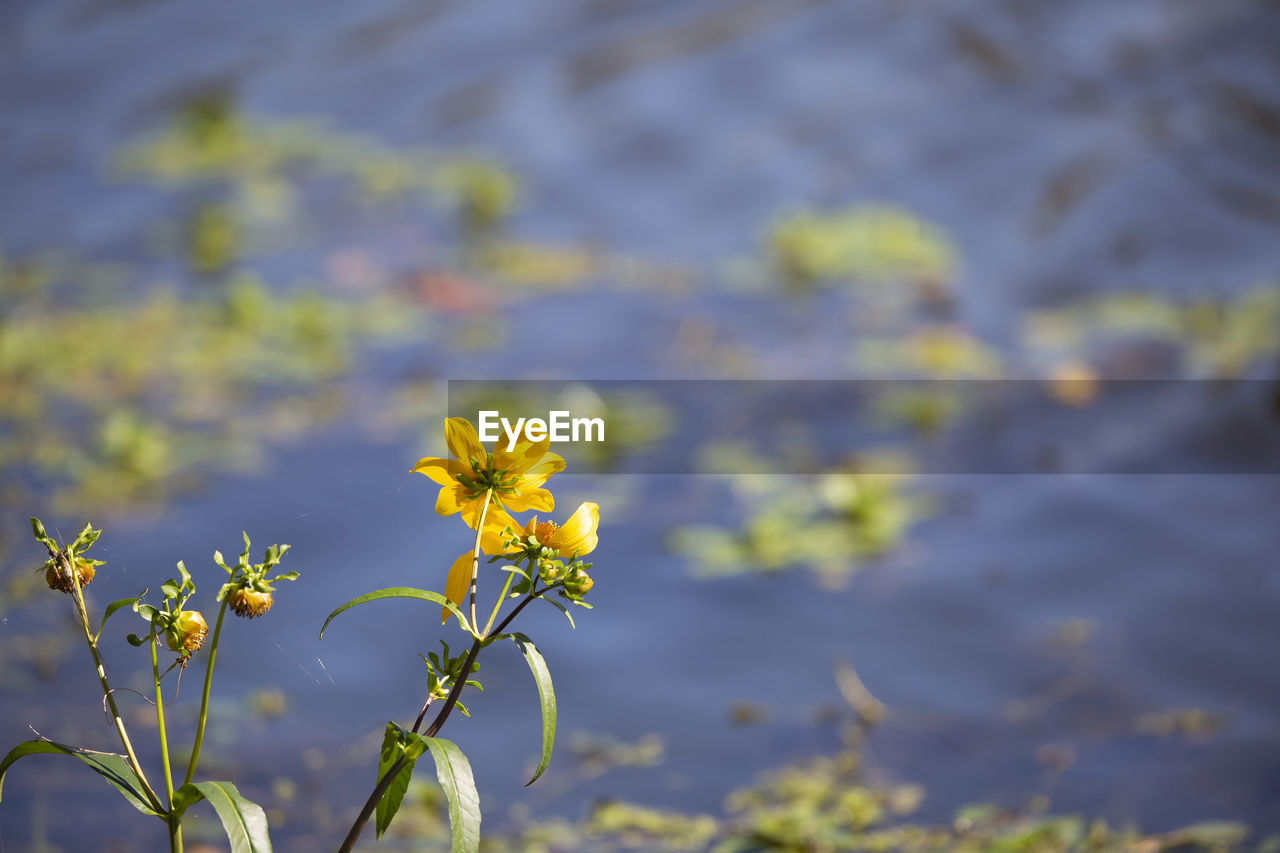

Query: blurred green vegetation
<box><xmin>671</xmin><ymin>459</ymin><xmax>924</xmax><ymax>586</ymax></box>
<box><xmin>768</xmin><ymin>205</ymin><xmax>958</xmax><ymax>296</ymax></box>
<box><xmin>1024</xmin><ymin>286</ymin><xmax>1280</xmax><ymax>379</ymax></box>
<box><xmin>369</xmin><ymin>726</ymin><xmax>1264</xmax><ymax>853</ymax></box>
<box><xmin>0</xmin><ymin>268</ymin><xmax>424</xmax><ymax>516</ymax></box>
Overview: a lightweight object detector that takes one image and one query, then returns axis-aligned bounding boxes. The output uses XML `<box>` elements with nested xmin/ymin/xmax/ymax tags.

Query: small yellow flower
<box><xmin>437</xmin><ymin>502</ymin><xmax>600</xmax><ymax>623</ymax></box>
<box><xmin>412</xmin><ymin>418</ymin><xmax>564</xmax><ymax>529</ymax></box>
<box><xmin>519</xmin><ymin>502</ymin><xmax>600</xmax><ymax>561</ymax></box>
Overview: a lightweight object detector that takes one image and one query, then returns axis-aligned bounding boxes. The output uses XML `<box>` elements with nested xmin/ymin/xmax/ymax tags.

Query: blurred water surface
<box><xmin>1</xmin><ymin>0</ymin><xmax>1279</xmax><ymax>849</ymax></box>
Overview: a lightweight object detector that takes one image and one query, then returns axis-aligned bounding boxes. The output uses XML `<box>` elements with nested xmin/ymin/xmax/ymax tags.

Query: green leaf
<box><xmin>499</xmin><ymin>565</ymin><xmax>532</xmax><ymax>582</ymax></box>
<box><xmin>320</xmin><ymin>587</ymin><xmax>470</xmax><ymax>638</ymax></box>
<box><xmin>541</xmin><ymin>596</ymin><xmax>576</xmax><ymax>629</ymax></box>
<box><xmin>419</xmin><ymin>737</ymin><xmax>481</xmax><ymax>853</ymax></box>
<box><xmin>30</xmin><ymin>517</ymin><xmax>52</xmax><ymax>546</ymax></box>
<box><xmin>96</xmin><ymin>591</ymin><xmax>147</xmax><ymax>642</ymax></box>
<box><xmin>72</xmin><ymin>522</ymin><xmax>96</xmax><ymax>550</ymax></box>
<box><xmin>492</xmin><ymin>632</ymin><xmax>556</xmax><ymax>785</ymax></box>
<box><xmin>374</xmin><ymin>723</ymin><xmax>427</xmax><ymax>839</ymax></box>
<box><xmin>0</xmin><ymin>740</ymin><xmax>161</xmax><ymax>816</ymax></box>
<box><xmin>172</xmin><ymin>780</ymin><xmax>272</xmax><ymax>852</ymax></box>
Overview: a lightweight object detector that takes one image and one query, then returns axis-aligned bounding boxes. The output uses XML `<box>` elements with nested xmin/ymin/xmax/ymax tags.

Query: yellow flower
<box><xmin>412</xmin><ymin>418</ymin><xmax>564</xmax><ymax>529</ymax></box>
<box><xmin>437</xmin><ymin>502</ymin><xmax>600</xmax><ymax>624</ymax></box>
<box><xmin>520</xmin><ymin>502</ymin><xmax>600</xmax><ymax>561</ymax></box>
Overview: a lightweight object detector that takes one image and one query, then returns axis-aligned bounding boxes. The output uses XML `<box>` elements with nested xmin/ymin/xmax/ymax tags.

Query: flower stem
<box><xmin>336</xmin><ymin>587</ymin><xmax>548</xmax><ymax>853</ymax></box>
<box><xmin>151</xmin><ymin>636</ymin><xmax>182</xmax><ymax>853</ymax></box>
<box><xmin>481</xmin><ymin>570</ymin><xmax>516</xmax><ymax>638</ymax></box>
<box><xmin>468</xmin><ymin>490</ymin><xmax>493</xmax><ymax>633</ymax></box>
<box><xmin>64</xmin><ymin>554</ymin><xmax>165</xmax><ymax>814</ymax></box>
<box><xmin>183</xmin><ymin>597</ymin><xmax>228</xmax><ymax>787</ymax></box>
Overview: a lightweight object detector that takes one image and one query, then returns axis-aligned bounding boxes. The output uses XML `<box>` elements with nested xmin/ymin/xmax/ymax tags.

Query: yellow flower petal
<box><xmin>515</xmin><ymin>452</ymin><xmax>566</xmax><ymax>489</ymax></box>
<box><xmin>503</xmin><ymin>487</ymin><xmax>554</xmax><ymax>513</ymax></box>
<box><xmin>445</xmin><ymin>418</ymin><xmax>486</xmax><ymax>467</ymax></box>
<box><xmin>481</xmin><ymin>506</ymin><xmax>518</xmax><ymax>554</ymax></box>
<box><xmin>458</xmin><ymin>495</ymin><xmax>490</xmax><ymax>529</ymax></box>
<box><xmin>442</xmin><ymin>551</ymin><xmax>473</xmax><ymax>625</ymax></box>
<box><xmin>435</xmin><ymin>484</ymin><xmax>469</xmax><ymax>517</ymax></box>
<box><xmin>412</xmin><ymin>457</ymin><xmax>463</xmax><ymax>487</ymax></box>
<box><xmin>549</xmin><ymin>502</ymin><xmax>599</xmax><ymax>558</ymax></box>
<box><xmin>494</xmin><ymin>438</ymin><xmax>565</xmax><ymax>489</ymax></box>
<box><xmin>492</xmin><ymin>434</ymin><xmax>547</xmax><ymax>469</ymax></box>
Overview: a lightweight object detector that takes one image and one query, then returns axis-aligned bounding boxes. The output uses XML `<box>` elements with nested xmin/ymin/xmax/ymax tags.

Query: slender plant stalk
<box><xmin>468</xmin><ymin>490</ymin><xmax>493</xmax><ymax>631</ymax></box>
<box><xmin>481</xmin><ymin>570</ymin><xmax>516</xmax><ymax>638</ymax></box>
<box><xmin>64</xmin><ymin>555</ymin><xmax>165</xmax><ymax>814</ymax></box>
<box><xmin>183</xmin><ymin>597</ymin><xmax>228</xmax><ymax>787</ymax></box>
<box><xmin>336</xmin><ymin>578</ymin><xmax>549</xmax><ymax>853</ymax></box>
<box><xmin>151</xmin><ymin>637</ymin><xmax>182</xmax><ymax>853</ymax></box>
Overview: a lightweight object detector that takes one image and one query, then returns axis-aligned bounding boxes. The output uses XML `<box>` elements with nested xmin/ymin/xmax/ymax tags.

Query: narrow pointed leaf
<box><xmin>173</xmin><ymin>780</ymin><xmax>272</xmax><ymax>853</ymax></box>
<box><xmin>321</xmin><ymin>587</ymin><xmax>469</xmax><ymax>637</ymax></box>
<box><xmin>96</xmin><ymin>592</ymin><xmax>147</xmax><ymax>642</ymax></box>
<box><xmin>492</xmin><ymin>632</ymin><xmax>556</xmax><ymax>785</ymax></box>
<box><xmin>542</xmin><ymin>596</ymin><xmax>576</xmax><ymax>629</ymax></box>
<box><xmin>0</xmin><ymin>740</ymin><xmax>161</xmax><ymax>816</ymax></box>
<box><xmin>375</xmin><ymin>723</ymin><xmax>426</xmax><ymax>839</ymax></box>
<box><xmin>416</xmin><ymin>736</ymin><xmax>480</xmax><ymax>853</ymax></box>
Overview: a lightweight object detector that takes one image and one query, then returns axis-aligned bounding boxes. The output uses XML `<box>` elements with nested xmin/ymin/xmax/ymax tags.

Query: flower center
<box><xmin>456</xmin><ymin>453</ymin><xmax>521</xmax><ymax>496</ymax></box>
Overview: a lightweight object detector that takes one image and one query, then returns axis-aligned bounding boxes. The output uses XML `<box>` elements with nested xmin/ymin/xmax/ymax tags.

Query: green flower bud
<box><xmin>564</xmin><ymin>568</ymin><xmax>594</xmax><ymax>597</ymax></box>
<box><xmin>538</xmin><ymin>560</ymin><xmax>564</xmax><ymax>585</ymax></box>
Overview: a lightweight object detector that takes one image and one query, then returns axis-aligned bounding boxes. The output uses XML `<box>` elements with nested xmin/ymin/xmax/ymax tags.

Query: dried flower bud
<box><xmin>44</xmin><ymin>558</ymin><xmax>95</xmax><ymax>594</ymax></box>
<box><xmin>164</xmin><ymin>610</ymin><xmax>209</xmax><ymax>655</ymax></box>
<box><xmin>227</xmin><ymin>587</ymin><xmax>274</xmax><ymax>619</ymax></box>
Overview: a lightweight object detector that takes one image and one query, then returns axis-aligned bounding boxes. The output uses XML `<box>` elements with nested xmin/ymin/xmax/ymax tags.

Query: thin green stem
<box><xmin>183</xmin><ymin>598</ymin><xmax>228</xmax><ymax>787</ymax></box>
<box><xmin>468</xmin><ymin>490</ymin><xmax>493</xmax><ymax>632</ymax></box>
<box><xmin>481</xmin><ymin>569</ymin><xmax>517</xmax><ymax>638</ymax></box>
<box><xmin>64</xmin><ymin>554</ymin><xmax>165</xmax><ymax>814</ymax></box>
<box><xmin>337</xmin><ymin>586</ymin><xmax>551</xmax><ymax>853</ymax></box>
<box><xmin>151</xmin><ymin>637</ymin><xmax>182</xmax><ymax>853</ymax></box>
<box><xmin>150</xmin><ymin>637</ymin><xmax>175</xmax><ymax>803</ymax></box>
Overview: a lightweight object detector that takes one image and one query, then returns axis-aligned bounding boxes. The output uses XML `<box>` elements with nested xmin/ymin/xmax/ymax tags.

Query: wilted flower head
<box><xmin>164</xmin><ymin>610</ymin><xmax>209</xmax><ymax>655</ymax></box>
<box><xmin>44</xmin><ymin>558</ymin><xmax>96</xmax><ymax>594</ymax></box>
